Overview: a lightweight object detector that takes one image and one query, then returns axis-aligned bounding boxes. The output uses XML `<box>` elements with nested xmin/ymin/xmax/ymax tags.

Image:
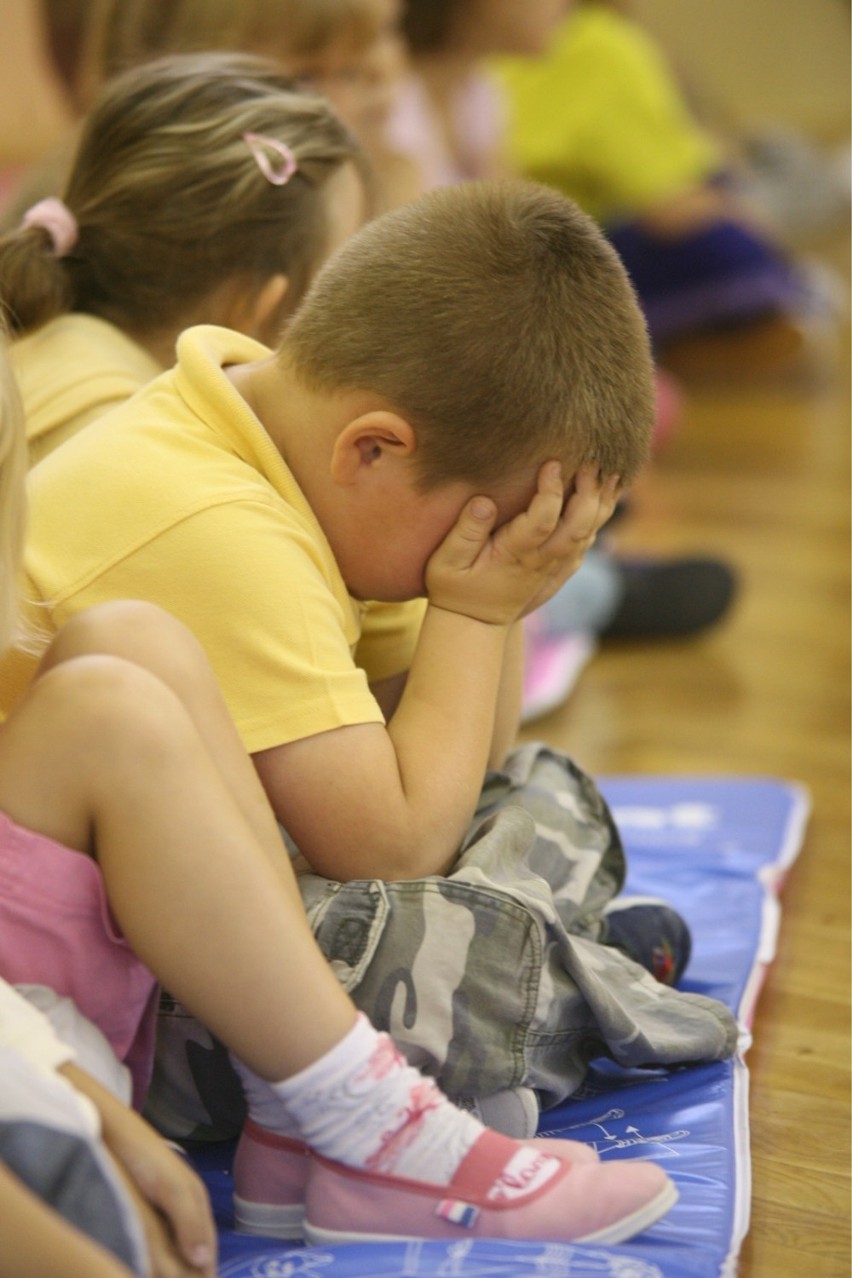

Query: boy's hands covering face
<box><xmin>425</xmin><ymin>462</ymin><xmax>619</xmax><ymax>626</ymax></box>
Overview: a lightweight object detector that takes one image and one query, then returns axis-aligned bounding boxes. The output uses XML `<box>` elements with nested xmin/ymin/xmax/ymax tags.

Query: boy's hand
<box><xmin>426</xmin><ymin>462</ymin><xmax>619</xmax><ymax>626</ymax></box>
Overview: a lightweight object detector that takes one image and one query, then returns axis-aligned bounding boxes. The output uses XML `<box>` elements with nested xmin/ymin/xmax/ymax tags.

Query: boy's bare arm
<box><xmin>254</xmin><ymin>465</ymin><xmax>617</xmax><ymax>881</ymax></box>
<box><xmin>490</xmin><ymin>619</ymin><xmax>525</xmax><ymax>769</ymax></box>
<box><xmin>370</xmin><ymin>618</ymin><xmax>523</xmax><ymax>771</ymax></box>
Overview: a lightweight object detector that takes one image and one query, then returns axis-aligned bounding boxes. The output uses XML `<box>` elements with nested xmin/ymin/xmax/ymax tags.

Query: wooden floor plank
<box><xmin>518</xmin><ymin>275</ymin><xmax>851</xmax><ymax>1273</ymax></box>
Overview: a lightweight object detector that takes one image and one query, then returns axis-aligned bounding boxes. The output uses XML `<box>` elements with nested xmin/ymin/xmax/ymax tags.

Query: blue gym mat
<box><xmin>191</xmin><ymin>775</ymin><xmax>809</xmax><ymax>1278</ymax></box>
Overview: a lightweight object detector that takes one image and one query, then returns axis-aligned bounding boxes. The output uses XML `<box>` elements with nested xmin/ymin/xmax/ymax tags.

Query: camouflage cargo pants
<box><xmin>145</xmin><ymin>744</ymin><xmax>736</xmax><ymax>1140</ymax></box>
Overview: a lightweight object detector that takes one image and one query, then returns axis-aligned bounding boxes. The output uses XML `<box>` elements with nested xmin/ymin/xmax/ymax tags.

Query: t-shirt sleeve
<box><xmin>47</xmin><ymin>499</ymin><xmax>386</xmax><ymax>755</ymax></box>
<box><xmin>355</xmin><ymin>597</ymin><xmax>427</xmax><ymax>684</ymax></box>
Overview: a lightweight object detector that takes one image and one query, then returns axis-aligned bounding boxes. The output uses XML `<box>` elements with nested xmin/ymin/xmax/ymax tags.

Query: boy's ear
<box><xmin>330</xmin><ymin>412</ymin><xmax>416</xmax><ymax>486</ymax></box>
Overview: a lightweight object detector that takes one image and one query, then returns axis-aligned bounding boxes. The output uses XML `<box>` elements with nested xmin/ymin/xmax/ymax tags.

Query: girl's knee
<box><xmin>28</xmin><ymin>655</ymin><xmax>202</xmax><ymax>788</ymax></box>
<box><xmin>13</xmin><ymin>655</ymin><xmax>198</xmax><ymax>833</ymax></box>
<box><xmin>45</xmin><ymin>601</ymin><xmax>206</xmax><ymax>678</ymax></box>
<box><xmin>49</xmin><ymin>600</ymin><xmax>188</xmax><ymax>653</ymax></box>
<box><xmin>39</xmin><ymin>647</ymin><xmax>144</xmax><ymax>692</ymax></box>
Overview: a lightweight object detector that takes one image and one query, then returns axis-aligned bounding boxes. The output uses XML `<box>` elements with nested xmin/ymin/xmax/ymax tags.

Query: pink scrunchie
<box><xmin>21</xmin><ymin>197</ymin><xmax>78</xmax><ymax>257</ymax></box>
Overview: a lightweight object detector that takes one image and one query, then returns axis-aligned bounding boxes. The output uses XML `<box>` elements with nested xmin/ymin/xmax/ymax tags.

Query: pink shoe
<box><xmin>521</xmin><ymin>626</ymin><xmax>596</xmax><ymax>723</ymax></box>
<box><xmin>532</xmin><ymin>1136</ymin><xmax>598</xmax><ymax>1166</ymax></box>
<box><xmin>233</xmin><ymin>1120</ymin><xmax>310</xmax><ymax>1238</ymax></box>
<box><xmin>303</xmin><ymin>1128</ymin><xmax>677</xmax><ymax>1246</ymax></box>
<box><xmin>232</xmin><ymin>1120</ymin><xmax>600</xmax><ymax>1240</ymax></box>
<box><xmin>651</xmin><ymin>367</ymin><xmax>684</xmax><ymax>454</ymax></box>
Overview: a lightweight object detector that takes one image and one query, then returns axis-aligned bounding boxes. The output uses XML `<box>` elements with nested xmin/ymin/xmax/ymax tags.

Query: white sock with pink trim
<box><xmin>262</xmin><ymin>1014</ymin><xmax>560</xmax><ymax>1191</ymax></box>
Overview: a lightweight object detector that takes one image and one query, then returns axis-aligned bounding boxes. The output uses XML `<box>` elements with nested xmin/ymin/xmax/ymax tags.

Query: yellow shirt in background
<box><xmin>2</xmin><ymin>325</ymin><xmax>425</xmax><ymax>750</ymax></box>
<box><xmin>11</xmin><ymin>313</ymin><xmax>162</xmax><ymax>466</ymax></box>
<box><xmin>492</xmin><ymin>5</ymin><xmax>722</xmax><ymax>224</ymax></box>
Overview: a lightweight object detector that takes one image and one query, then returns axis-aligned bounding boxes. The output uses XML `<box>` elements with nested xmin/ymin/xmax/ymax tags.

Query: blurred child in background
<box><xmin>1</xmin><ymin>0</ymin><xmax>414</xmax><ymax>224</ymax></box>
<box><xmin>493</xmin><ymin>0</ymin><xmax>842</xmax><ymax>380</ymax></box>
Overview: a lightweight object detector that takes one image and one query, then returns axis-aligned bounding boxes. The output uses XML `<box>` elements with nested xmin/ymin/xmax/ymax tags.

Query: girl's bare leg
<box><xmin>0</xmin><ymin>603</ymin><xmax>678</xmax><ymax>1248</ymax></box>
<box><xmin>0</xmin><ymin>615</ymin><xmax>355</xmax><ymax>1081</ymax></box>
<box><xmin>38</xmin><ymin>602</ymin><xmax>296</xmax><ymax>888</ymax></box>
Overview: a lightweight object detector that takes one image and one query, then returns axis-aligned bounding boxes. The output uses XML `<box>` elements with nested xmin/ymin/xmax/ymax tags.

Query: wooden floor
<box><xmin>518</xmin><ymin>255</ymin><xmax>851</xmax><ymax>1273</ymax></box>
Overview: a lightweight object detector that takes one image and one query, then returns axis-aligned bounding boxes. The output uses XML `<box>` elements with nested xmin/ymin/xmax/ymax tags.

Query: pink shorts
<box><xmin>0</xmin><ymin>811</ymin><xmax>159</xmax><ymax>1109</ymax></box>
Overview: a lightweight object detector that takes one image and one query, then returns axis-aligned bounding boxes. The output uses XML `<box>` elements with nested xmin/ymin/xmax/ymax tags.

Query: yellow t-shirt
<box><xmin>10</xmin><ymin>313</ymin><xmax>162</xmax><ymax>466</ymax></box>
<box><xmin>2</xmin><ymin>325</ymin><xmax>426</xmax><ymax>751</ymax></box>
<box><xmin>492</xmin><ymin>5</ymin><xmax>721</xmax><ymax>224</ymax></box>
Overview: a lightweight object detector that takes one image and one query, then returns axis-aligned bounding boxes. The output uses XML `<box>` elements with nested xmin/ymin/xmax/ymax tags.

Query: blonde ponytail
<box><xmin>0</xmin><ymin>224</ymin><xmax>75</xmax><ymax>336</ymax></box>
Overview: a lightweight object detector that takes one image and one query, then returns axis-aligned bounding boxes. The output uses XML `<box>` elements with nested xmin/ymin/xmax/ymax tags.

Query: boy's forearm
<box><xmin>254</xmin><ymin>607</ymin><xmax>510</xmax><ymax>883</ymax></box>
<box><xmin>372</xmin><ymin>622</ymin><xmax>522</xmax><ymax>772</ymax></box>
<box><xmin>384</xmin><ymin>603</ymin><xmax>510</xmax><ymax>871</ymax></box>
<box><xmin>489</xmin><ymin>621</ymin><xmax>524</xmax><ymax>769</ymax></box>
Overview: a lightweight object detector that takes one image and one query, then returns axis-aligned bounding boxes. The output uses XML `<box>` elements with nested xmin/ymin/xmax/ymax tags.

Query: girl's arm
<box><xmin>60</xmin><ymin>1063</ymin><xmax>217</xmax><ymax>1278</ymax></box>
<box><xmin>0</xmin><ymin>1163</ymin><xmax>135</xmax><ymax>1278</ymax></box>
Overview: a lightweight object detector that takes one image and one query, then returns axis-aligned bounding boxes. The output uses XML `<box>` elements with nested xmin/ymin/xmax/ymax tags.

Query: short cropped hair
<box><xmin>283</xmin><ymin>180</ymin><xmax>655</xmax><ymax>490</ymax></box>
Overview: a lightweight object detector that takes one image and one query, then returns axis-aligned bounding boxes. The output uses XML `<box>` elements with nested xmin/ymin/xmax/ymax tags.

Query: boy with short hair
<box><xmin>5</xmin><ymin>183</ymin><xmax>735</xmax><ymax>1196</ymax></box>
<box><xmin>6</xmin><ymin>180</ymin><xmax>649</xmax><ymax>878</ymax></box>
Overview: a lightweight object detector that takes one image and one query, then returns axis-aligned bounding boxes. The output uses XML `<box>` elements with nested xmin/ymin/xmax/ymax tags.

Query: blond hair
<box><xmin>0</xmin><ymin>52</ymin><xmax>366</xmax><ymax>337</ymax></box>
<box><xmin>284</xmin><ymin>180</ymin><xmax>654</xmax><ymax>489</ymax></box>
<box><xmin>0</xmin><ymin>332</ymin><xmax>26</xmax><ymax>651</ymax></box>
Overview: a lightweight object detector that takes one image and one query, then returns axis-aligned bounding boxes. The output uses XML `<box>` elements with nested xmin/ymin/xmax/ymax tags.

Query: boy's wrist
<box><xmin>426</xmin><ymin>600</ymin><xmax>514</xmax><ymax>630</ymax></box>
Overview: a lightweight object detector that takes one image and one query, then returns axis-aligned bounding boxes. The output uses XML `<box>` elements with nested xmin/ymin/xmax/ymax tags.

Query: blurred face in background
<box><xmin>291</xmin><ymin>0</ymin><xmax>406</xmax><ymax>143</ymax></box>
<box><xmin>456</xmin><ymin>0</ymin><xmax>571</xmax><ymax>57</ymax></box>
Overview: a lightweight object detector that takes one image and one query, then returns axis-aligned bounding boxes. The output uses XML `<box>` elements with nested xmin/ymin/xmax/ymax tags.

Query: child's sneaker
<box><xmin>232</xmin><ymin>1116</ymin><xmax>599</xmax><ymax>1239</ymax></box>
<box><xmin>233</xmin><ymin>1119</ymin><xmax>310</xmax><ymax>1238</ymax></box>
<box><xmin>601</xmin><ymin>895</ymin><xmax>692</xmax><ymax>985</ymax></box>
<box><xmin>521</xmin><ymin>627</ymin><xmax>596</xmax><ymax>723</ymax></box>
<box><xmin>303</xmin><ymin>1127</ymin><xmax>677</xmax><ymax>1245</ymax></box>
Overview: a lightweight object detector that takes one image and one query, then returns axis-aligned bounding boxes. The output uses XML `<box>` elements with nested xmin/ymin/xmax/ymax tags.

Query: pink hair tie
<box><xmin>243</xmin><ymin>132</ymin><xmax>299</xmax><ymax>186</ymax></box>
<box><xmin>21</xmin><ymin>198</ymin><xmax>78</xmax><ymax>257</ymax></box>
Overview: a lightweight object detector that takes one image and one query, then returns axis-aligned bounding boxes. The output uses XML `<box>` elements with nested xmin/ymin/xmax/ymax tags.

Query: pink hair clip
<box><xmin>21</xmin><ymin>197</ymin><xmax>78</xmax><ymax>257</ymax></box>
<box><xmin>243</xmin><ymin>131</ymin><xmax>299</xmax><ymax>186</ymax></box>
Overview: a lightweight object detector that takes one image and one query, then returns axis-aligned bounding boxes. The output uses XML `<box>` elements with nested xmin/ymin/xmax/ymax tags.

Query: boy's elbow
<box><xmin>300</xmin><ymin>824</ymin><xmax>458</xmax><ymax>883</ymax></box>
